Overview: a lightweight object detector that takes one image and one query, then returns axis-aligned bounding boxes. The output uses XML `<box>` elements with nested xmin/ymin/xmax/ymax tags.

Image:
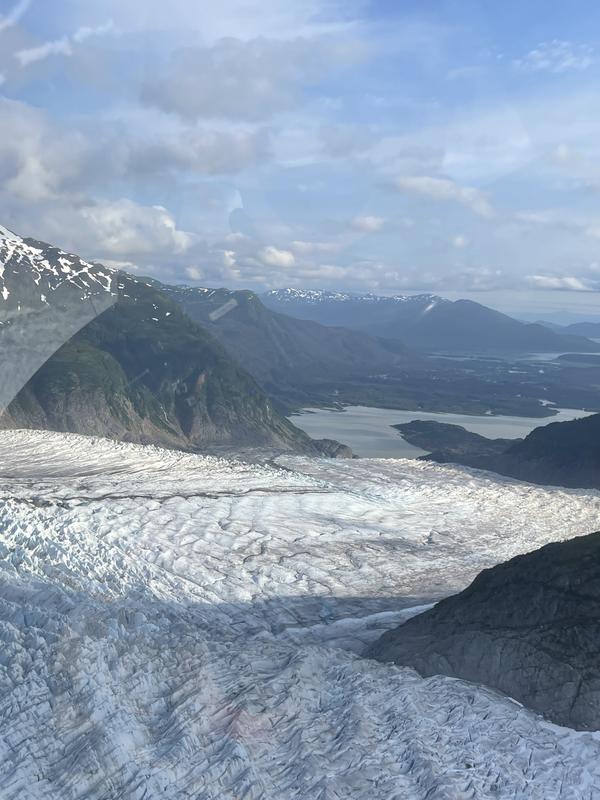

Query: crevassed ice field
<box><xmin>2</xmin><ymin>429</ymin><xmax>600</xmax><ymax>799</ymax></box>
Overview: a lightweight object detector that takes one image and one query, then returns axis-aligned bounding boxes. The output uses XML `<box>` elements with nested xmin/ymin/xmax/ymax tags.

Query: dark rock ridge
<box><xmin>368</xmin><ymin>531</ymin><xmax>600</xmax><ymax>731</ymax></box>
<box><xmin>397</xmin><ymin>413</ymin><xmax>600</xmax><ymax>490</ymax></box>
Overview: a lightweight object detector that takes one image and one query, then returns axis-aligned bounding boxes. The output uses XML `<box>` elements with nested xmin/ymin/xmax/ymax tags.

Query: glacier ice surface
<box><xmin>1</xmin><ymin>430</ymin><xmax>600</xmax><ymax>798</ymax></box>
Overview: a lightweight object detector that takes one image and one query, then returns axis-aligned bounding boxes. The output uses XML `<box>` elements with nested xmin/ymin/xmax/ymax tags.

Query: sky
<box><xmin>1</xmin><ymin>0</ymin><xmax>600</xmax><ymax>318</ymax></box>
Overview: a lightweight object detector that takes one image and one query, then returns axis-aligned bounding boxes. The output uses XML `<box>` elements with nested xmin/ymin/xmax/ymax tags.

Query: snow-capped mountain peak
<box><xmin>0</xmin><ymin>226</ymin><xmax>117</xmax><ymax>416</ymax></box>
<box><xmin>0</xmin><ymin>223</ymin><xmax>20</xmax><ymax>242</ymax></box>
<box><xmin>264</xmin><ymin>287</ymin><xmax>448</xmax><ymax>307</ymax></box>
<box><xmin>0</xmin><ymin>226</ymin><xmax>114</xmax><ymax>306</ymax></box>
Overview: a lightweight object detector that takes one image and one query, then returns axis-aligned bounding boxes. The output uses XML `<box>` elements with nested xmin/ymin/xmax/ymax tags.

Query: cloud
<box><xmin>0</xmin><ymin>99</ymin><xmax>268</xmax><ymax>217</ymax></box>
<box><xmin>392</xmin><ymin>175</ymin><xmax>493</xmax><ymax>217</ymax></box>
<box><xmin>0</xmin><ymin>0</ymin><xmax>30</xmax><ymax>34</ymax></box>
<box><xmin>446</xmin><ymin>65</ymin><xmax>483</xmax><ymax>81</ymax></box>
<box><xmin>319</xmin><ymin>124</ymin><xmax>376</xmax><ymax>158</ymax></box>
<box><xmin>452</xmin><ymin>234</ymin><xmax>469</xmax><ymax>248</ymax></box>
<box><xmin>185</xmin><ymin>266</ymin><xmax>203</xmax><ymax>280</ymax></box>
<box><xmin>16</xmin><ymin>37</ymin><xmax>72</xmax><ymax>67</ymax></box>
<box><xmin>72</xmin><ymin>20</ymin><xmax>115</xmax><ymax>44</ymax></box>
<box><xmin>351</xmin><ymin>215</ymin><xmax>386</xmax><ymax>232</ymax></box>
<box><xmin>0</xmin><ymin>99</ymin><xmax>92</xmax><ymax>202</ymax></box>
<box><xmin>290</xmin><ymin>240</ymin><xmax>341</xmax><ymax>255</ymax></box>
<box><xmin>258</xmin><ymin>245</ymin><xmax>295</xmax><ymax>268</ymax></box>
<box><xmin>79</xmin><ymin>200</ymin><xmax>195</xmax><ymax>256</ymax></box>
<box><xmin>126</xmin><ymin>127</ymin><xmax>270</xmax><ymax>177</ymax></box>
<box><xmin>584</xmin><ymin>225</ymin><xmax>600</xmax><ymax>239</ymax></box>
<box><xmin>514</xmin><ymin>40</ymin><xmax>595</xmax><ymax>74</ymax></box>
<box><xmin>5</xmin><ymin>4</ymin><xmax>600</xmax><ymax>307</ymax></box>
<box><xmin>141</xmin><ymin>36</ymin><xmax>363</xmax><ymax>121</ymax></box>
<box><xmin>16</xmin><ymin>21</ymin><xmax>114</xmax><ymax>67</ymax></box>
<box><xmin>51</xmin><ymin>0</ymin><xmax>359</xmax><ymax>41</ymax></box>
<box><xmin>526</xmin><ymin>274</ymin><xmax>595</xmax><ymax>292</ymax></box>
<box><xmin>516</xmin><ymin>209</ymin><xmax>600</xmax><ymax>244</ymax></box>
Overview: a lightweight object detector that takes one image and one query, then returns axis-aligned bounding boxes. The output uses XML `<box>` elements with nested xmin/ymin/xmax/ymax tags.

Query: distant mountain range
<box><xmin>369</xmin><ymin>530</ymin><xmax>600</xmax><ymax>731</ymax></box>
<box><xmin>163</xmin><ymin>285</ymin><xmax>410</xmax><ymax>409</ymax></box>
<box><xmin>4</xmin><ymin>224</ymin><xmax>600</xmax><ymax>452</ymax></box>
<box><xmin>540</xmin><ymin>320</ymin><xmax>600</xmax><ymax>339</ymax></box>
<box><xmin>397</xmin><ymin>412</ymin><xmax>600</xmax><ymax>490</ymax></box>
<box><xmin>263</xmin><ymin>288</ymin><xmax>600</xmax><ymax>354</ymax></box>
<box><xmin>0</xmin><ymin>227</ymin><xmax>346</xmax><ymax>456</ymax></box>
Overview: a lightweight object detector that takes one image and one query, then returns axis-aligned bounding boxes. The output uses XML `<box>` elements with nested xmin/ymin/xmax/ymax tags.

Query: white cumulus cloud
<box><xmin>393</xmin><ymin>175</ymin><xmax>494</xmax><ymax>217</ymax></box>
<box><xmin>258</xmin><ymin>246</ymin><xmax>296</xmax><ymax>268</ymax></box>
<box><xmin>79</xmin><ymin>200</ymin><xmax>195</xmax><ymax>256</ymax></box>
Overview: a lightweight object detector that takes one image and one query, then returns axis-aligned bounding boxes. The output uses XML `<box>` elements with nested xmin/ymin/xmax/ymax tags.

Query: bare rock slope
<box><xmin>369</xmin><ymin>531</ymin><xmax>600</xmax><ymax>730</ymax></box>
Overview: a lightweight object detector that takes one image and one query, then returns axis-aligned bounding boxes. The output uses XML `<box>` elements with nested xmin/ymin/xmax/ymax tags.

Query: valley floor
<box><xmin>1</xmin><ymin>430</ymin><xmax>600</xmax><ymax>798</ymax></box>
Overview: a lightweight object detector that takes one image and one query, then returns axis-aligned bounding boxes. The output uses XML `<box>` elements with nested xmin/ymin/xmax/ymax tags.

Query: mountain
<box><xmin>564</xmin><ymin>321</ymin><xmax>600</xmax><ymax>338</ymax></box>
<box><xmin>396</xmin><ymin>412</ymin><xmax>600</xmax><ymax>490</ymax></box>
<box><xmin>538</xmin><ymin>319</ymin><xmax>600</xmax><ymax>338</ymax></box>
<box><xmin>262</xmin><ymin>288</ymin><xmax>442</xmax><ymax>333</ymax></box>
<box><xmin>369</xmin><ymin>531</ymin><xmax>600</xmax><ymax>731</ymax></box>
<box><xmin>0</xmin><ymin>224</ymin><xmax>115</xmax><ymax>413</ymax></box>
<box><xmin>163</xmin><ymin>285</ymin><xmax>410</xmax><ymax>407</ymax></box>
<box><xmin>263</xmin><ymin>288</ymin><xmax>600</xmax><ymax>354</ymax></box>
<box><xmin>534</xmin><ymin>319</ymin><xmax>565</xmax><ymax>332</ymax></box>
<box><xmin>0</xmin><ymin>227</ymin><xmax>344</xmax><ymax>455</ymax></box>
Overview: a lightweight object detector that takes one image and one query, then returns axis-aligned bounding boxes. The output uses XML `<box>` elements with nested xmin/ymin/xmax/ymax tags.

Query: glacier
<box><xmin>1</xmin><ymin>429</ymin><xmax>600</xmax><ymax>798</ymax></box>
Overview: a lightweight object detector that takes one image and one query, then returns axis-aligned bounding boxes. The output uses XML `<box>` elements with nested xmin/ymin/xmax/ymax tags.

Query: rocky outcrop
<box><xmin>397</xmin><ymin>414</ymin><xmax>600</xmax><ymax>490</ymax></box>
<box><xmin>368</xmin><ymin>531</ymin><xmax>600</xmax><ymax>730</ymax></box>
<box><xmin>395</xmin><ymin>420</ymin><xmax>515</xmax><ymax>459</ymax></box>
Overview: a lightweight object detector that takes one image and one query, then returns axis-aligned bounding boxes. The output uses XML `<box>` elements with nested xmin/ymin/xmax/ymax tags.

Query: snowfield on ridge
<box><xmin>1</xmin><ymin>429</ymin><xmax>600</xmax><ymax>798</ymax></box>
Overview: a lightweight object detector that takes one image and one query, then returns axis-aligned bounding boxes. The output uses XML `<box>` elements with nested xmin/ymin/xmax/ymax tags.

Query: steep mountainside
<box><xmin>164</xmin><ymin>285</ymin><xmax>409</xmax><ymax>404</ymax></box>
<box><xmin>0</xmin><ymin>224</ymin><xmax>115</xmax><ymax>413</ymax></box>
<box><xmin>0</xmin><ymin>228</ymin><xmax>339</xmax><ymax>454</ymax></box>
<box><xmin>398</xmin><ymin>413</ymin><xmax>600</xmax><ymax>490</ymax></box>
<box><xmin>369</xmin><ymin>531</ymin><xmax>600</xmax><ymax>731</ymax></box>
<box><xmin>263</xmin><ymin>288</ymin><xmax>600</xmax><ymax>354</ymax></box>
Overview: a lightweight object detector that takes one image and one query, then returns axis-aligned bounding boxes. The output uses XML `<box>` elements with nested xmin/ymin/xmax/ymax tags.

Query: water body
<box><xmin>517</xmin><ymin>351</ymin><xmax>600</xmax><ymax>363</ymax></box>
<box><xmin>289</xmin><ymin>405</ymin><xmax>594</xmax><ymax>459</ymax></box>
